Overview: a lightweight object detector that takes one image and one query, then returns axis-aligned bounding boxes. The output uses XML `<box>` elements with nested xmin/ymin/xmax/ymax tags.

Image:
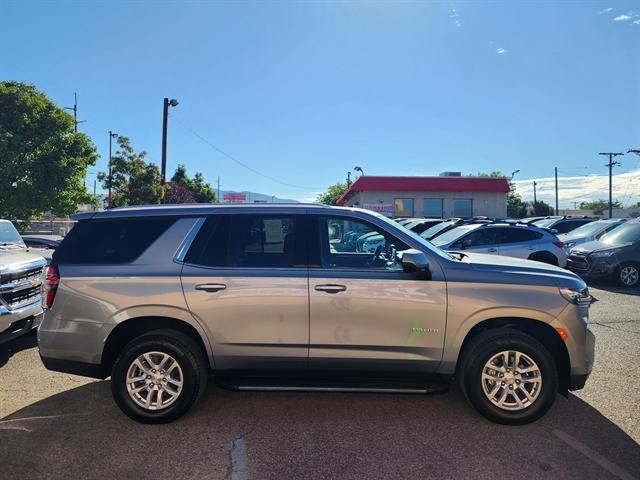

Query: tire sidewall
<box><xmin>111</xmin><ymin>335</ymin><xmax>204</xmax><ymax>423</ymax></box>
<box><xmin>464</xmin><ymin>334</ymin><xmax>558</xmax><ymax>425</ymax></box>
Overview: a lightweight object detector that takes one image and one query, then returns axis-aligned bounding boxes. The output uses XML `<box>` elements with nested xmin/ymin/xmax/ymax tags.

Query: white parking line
<box><xmin>553</xmin><ymin>429</ymin><xmax>638</xmax><ymax>480</ymax></box>
<box><xmin>231</xmin><ymin>437</ymin><xmax>248</xmax><ymax>480</ymax></box>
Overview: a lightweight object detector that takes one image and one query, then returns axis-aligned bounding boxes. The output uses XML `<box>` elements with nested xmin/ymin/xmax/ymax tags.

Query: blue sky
<box><xmin>2</xmin><ymin>1</ymin><xmax>639</xmax><ymax>206</ymax></box>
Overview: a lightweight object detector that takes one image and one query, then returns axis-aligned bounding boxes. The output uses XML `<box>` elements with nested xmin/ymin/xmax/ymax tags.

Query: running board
<box><xmin>215</xmin><ymin>376</ymin><xmax>450</xmax><ymax>395</ymax></box>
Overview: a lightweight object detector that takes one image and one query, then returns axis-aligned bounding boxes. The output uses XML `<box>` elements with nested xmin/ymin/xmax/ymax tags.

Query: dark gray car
<box><xmin>567</xmin><ymin>219</ymin><xmax>640</xmax><ymax>287</ymax></box>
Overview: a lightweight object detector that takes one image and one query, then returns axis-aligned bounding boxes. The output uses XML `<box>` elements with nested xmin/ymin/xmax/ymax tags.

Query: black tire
<box><xmin>616</xmin><ymin>262</ymin><xmax>639</xmax><ymax>287</ymax></box>
<box><xmin>111</xmin><ymin>329</ymin><xmax>208</xmax><ymax>424</ymax></box>
<box><xmin>528</xmin><ymin>251</ymin><xmax>558</xmax><ymax>266</ymax></box>
<box><xmin>460</xmin><ymin>329</ymin><xmax>558</xmax><ymax>425</ymax></box>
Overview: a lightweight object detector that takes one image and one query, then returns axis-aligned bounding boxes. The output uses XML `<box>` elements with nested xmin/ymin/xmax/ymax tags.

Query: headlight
<box><xmin>590</xmin><ymin>249</ymin><xmax>615</xmax><ymax>258</ymax></box>
<box><xmin>560</xmin><ymin>287</ymin><xmax>593</xmax><ymax>305</ymax></box>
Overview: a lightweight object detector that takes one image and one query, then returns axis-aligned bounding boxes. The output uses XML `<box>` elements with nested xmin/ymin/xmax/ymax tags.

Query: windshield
<box><xmin>600</xmin><ymin>222</ymin><xmax>640</xmax><ymax>246</ymax></box>
<box><xmin>432</xmin><ymin>225</ymin><xmax>480</xmax><ymax>247</ymax></box>
<box><xmin>564</xmin><ymin>221</ymin><xmax>609</xmax><ymax>238</ymax></box>
<box><xmin>0</xmin><ymin>221</ymin><xmax>25</xmax><ymax>246</ymax></box>
<box><xmin>420</xmin><ymin>221</ymin><xmax>453</xmax><ymax>240</ymax></box>
<box><xmin>364</xmin><ymin>210</ymin><xmax>451</xmax><ymax>260</ymax></box>
<box><xmin>532</xmin><ymin>218</ymin><xmax>557</xmax><ymax>228</ymax></box>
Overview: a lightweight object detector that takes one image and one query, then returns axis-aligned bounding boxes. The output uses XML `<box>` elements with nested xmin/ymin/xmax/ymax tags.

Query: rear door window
<box><xmin>496</xmin><ymin>228</ymin><xmax>543</xmax><ymax>243</ymax></box>
<box><xmin>53</xmin><ymin>218</ymin><xmax>175</xmax><ymax>264</ymax></box>
<box><xmin>185</xmin><ymin>214</ymin><xmax>307</xmax><ymax>269</ymax></box>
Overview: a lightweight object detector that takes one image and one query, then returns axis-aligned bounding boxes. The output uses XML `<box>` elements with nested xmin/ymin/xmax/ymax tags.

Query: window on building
<box><xmin>453</xmin><ymin>199</ymin><xmax>473</xmax><ymax>218</ymax></box>
<box><xmin>423</xmin><ymin>198</ymin><xmax>443</xmax><ymax>218</ymax></box>
<box><xmin>394</xmin><ymin>198</ymin><xmax>414</xmax><ymax>218</ymax></box>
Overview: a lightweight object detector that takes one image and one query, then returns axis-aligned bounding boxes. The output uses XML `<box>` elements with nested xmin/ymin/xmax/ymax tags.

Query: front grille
<box><xmin>1</xmin><ymin>285</ymin><xmax>41</xmax><ymax>309</ymax></box>
<box><xmin>567</xmin><ymin>253</ymin><xmax>589</xmax><ymax>271</ymax></box>
<box><xmin>0</xmin><ymin>266</ymin><xmax>43</xmax><ymax>286</ymax></box>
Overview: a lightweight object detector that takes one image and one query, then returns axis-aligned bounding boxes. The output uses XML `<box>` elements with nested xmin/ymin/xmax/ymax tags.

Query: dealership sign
<box><xmin>361</xmin><ymin>203</ymin><xmax>394</xmax><ymax>217</ymax></box>
<box><xmin>223</xmin><ymin>192</ymin><xmax>247</xmax><ymax>203</ymax></box>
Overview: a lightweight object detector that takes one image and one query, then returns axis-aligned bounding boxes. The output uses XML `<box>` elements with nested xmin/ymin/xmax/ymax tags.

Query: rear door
<box><xmin>308</xmin><ymin>214</ymin><xmax>447</xmax><ymax>374</ymax></box>
<box><xmin>453</xmin><ymin>228</ymin><xmax>501</xmax><ymax>255</ymax></box>
<box><xmin>494</xmin><ymin>227</ymin><xmax>543</xmax><ymax>259</ymax></box>
<box><xmin>181</xmin><ymin>213</ymin><xmax>310</xmax><ymax>371</ymax></box>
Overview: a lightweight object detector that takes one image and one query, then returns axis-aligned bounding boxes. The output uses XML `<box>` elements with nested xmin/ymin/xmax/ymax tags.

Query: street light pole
<box><xmin>108</xmin><ymin>131</ymin><xmax>118</xmax><ymax>209</ymax></box>
<box><xmin>554</xmin><ymin>167</ymin><xmax>558</xmax><ymax>215</ymax></box>
<box><xmin>161</xmin><ymin>97</ymin><xmax>179</xmax><ymax>186</ymax></box>
<box><xmin>599</xmin><ymin>152</ymin><xmax>623</xmax><ymax>218</ymax></box>
<box><xmin>533</xmin><ymin>181</ymin><xmax>538</xmax><ymax>204</ymax></box>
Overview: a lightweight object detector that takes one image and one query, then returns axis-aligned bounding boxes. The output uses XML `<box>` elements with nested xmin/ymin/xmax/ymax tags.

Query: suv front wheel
<box><xmin>461</xmin><ymin>330</ymin><xmax>558</xmax><ymax>425</ymax></box>
<box><xmin>111</xmin><ymin>330</ymin><xmax>208</xmax><ymax>423</ymax></box>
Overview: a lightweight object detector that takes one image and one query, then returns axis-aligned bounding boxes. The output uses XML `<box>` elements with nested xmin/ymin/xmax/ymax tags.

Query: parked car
<box><xmin>21</xmin><ymin>234</ymin><xmax>63</xmax><ymax>250</ymax></box>
<box><xmin>531</xmin><ymin>216</ymin><xmax>598</xmax><ymax>235</ymax></box>
<box><xmin>0</xmin><ymin>220</ymin><xmax>47</xmax><ymax>344</ymax></box>
<box><xmin>567</xmin><ymin>219</ymin><xmax>640</xmax><ymax>287</ymax></box>
<box><xmin>419</xmin><ymin>218</ymin><xmax>464</xmax><ymax>240</ymax></box>
<box><xmin>39</xmin><ymin>204</ymin><xmax>594</xmax><ymax>425</ymax></box>
<box><xmin>559</xmin><ymin>219</ymin><xmax>628</xmax><ymax>251</ymax></box>
<box><xmin>431</xmin><ymin>223</ymin><xmax>567</xmax><ymax>267</ymax></box>
<box><xmin>402</xmin><ymin>218</ymin><xmax>444</xmax><ymax>234</ymax></box>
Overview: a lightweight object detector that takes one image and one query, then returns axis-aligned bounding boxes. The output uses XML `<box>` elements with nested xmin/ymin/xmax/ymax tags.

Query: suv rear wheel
<box><xmin>461</xmin><ymin>330</ymin><xmax>558</xmax><ymax>425</ymax></box>
<box><xmin>111</xmin><ymin>330</ymin><xmax>208</xmax><ymax>423</ymax></box>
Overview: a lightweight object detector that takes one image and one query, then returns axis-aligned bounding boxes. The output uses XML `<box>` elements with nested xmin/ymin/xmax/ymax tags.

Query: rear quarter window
<box><xmin>53</xmin><ymin>217</ymin><xmax>176</xmax><ymax>264</ymax></box>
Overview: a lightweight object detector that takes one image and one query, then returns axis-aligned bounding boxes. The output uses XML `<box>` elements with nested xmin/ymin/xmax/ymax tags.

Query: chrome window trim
<box><xmin>173</xmin><ymin>217</ymin><xmax>206</xmax><ymax>263</ymax></box>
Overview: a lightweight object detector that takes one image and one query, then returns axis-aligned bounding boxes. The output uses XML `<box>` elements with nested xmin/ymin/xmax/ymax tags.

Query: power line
<box><xmin>169</xmin><ymin>113</ymin><xmax>319</xmax><ymax>191</ymax></box>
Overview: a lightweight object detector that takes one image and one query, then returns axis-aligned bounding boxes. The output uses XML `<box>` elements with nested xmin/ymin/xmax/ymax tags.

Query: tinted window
<box><xmin>555</xmin><ymin>220</ymin><xmax>590</xmax><ymax>234</ymax></box>
<box><xmin>453</xmin><ymin>199</ymin><xmax>472</xmax><ymax>218</ymax></box>
<box><xmin>53</xmin><ymin>218</ymin><xmax>175</xmax><ymax>264</ymax></box>
<box><xmin>423</xmin><ymin>199</ymin><xmax>443</xmax><ymax>218</ymax></box>
<box><xmin>321</xmin><ymin>216</ymin><xmax>408</xmax><ymax>271</ymax></box>
<box><xmin>185</xmin><ymin>214</ymin><xmax>307</xmax><ymax>268</ymax></box>
<box><xmin>497</xmin><ymin>228</ymin><xmax>543</xmax><ymax>243</ymax></box>
<box><xmin>394</xmin><ymin>198</ymin><xmax>414</xmax><ymax>217</ymax></box>
<box><xmin>459</xmin><ymin>229</ymin><xmax>498</xmax><ymax>247</ymax></box>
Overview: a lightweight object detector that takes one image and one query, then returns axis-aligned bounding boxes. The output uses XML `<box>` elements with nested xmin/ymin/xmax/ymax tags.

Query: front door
<box><xmin>308</xmin><ymin>215</ymin><xmax>447</xmax><ymax>374</ymax></box>
<box><xmin>181</xmin><ymin>213</ymin><xmax>309</xmax><ymax>371</ymax></box>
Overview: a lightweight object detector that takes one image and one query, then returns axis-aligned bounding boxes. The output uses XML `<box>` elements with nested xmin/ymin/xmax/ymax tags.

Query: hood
<box><xmin>0</xmin><ymin>249</ymin><xmax>47</xmax><ymax>270</ymax></box>
<box><xmin>558</xmin><ymin>232</ymin><xmax>589</xmax><ymax>243</ymax></box>
<box><xmin>449</xmin><ymin>251</ymin><xmax>585</xmax><ymax>290</ymax></box>
<box><xmin>571</xmin><ymin>240</ymin><xmax>631</xmax><ymax>254</ymax></box>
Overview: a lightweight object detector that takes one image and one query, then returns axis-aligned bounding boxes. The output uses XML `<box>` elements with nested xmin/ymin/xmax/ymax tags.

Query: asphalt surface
<box><xmin>0</xmin><ymin>285</ymin><xmax>639</xmax><ymax>480</ymax></box>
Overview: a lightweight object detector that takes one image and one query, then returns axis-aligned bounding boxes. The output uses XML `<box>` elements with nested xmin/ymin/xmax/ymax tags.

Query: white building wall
<box><xmin>345</xmin><ymin>191</ymin><xmax>507</xmax><ymax>218</ymax></box>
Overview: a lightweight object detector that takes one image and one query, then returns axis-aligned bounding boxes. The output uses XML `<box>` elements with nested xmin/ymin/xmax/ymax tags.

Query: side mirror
<box><xmin>402</xmin><ymin>249</ymin><xmax>431</xmax><ymax>279</ymax></box>
<box><xmin>452</xmin><ymin>241</ymin><xmax>465</xmax><ymax>250</ymax></box>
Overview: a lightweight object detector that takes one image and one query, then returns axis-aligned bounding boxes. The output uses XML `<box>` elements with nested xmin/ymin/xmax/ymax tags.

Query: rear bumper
<box><xmin>39</xmin><ymin>354</ymin><xmax>106</xmax><ymax>379</ymax></box>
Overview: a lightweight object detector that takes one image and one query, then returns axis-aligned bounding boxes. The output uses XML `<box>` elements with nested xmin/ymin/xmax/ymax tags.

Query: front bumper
<box><xmin>568</xmin><ymin>327</ymin><xmax>595</xmax><ymax>391</ymax></box>
<box><xmin>0</xmin><ymin>311</ymin><xmax>43</xmax><ymax>345</ymax></box>
<box><xmin>567</xmin><ymin>253</ymin><xmax>617</xmax><ymax>279</ymax></box>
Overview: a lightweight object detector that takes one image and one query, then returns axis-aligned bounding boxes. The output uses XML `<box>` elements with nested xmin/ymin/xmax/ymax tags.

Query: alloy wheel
<box><xmin>126</xmin><ymin>351</ymin><xmax>184</xmax><ymax>410</ymax></box>
<box><xmin>620</xmin><ymin>266</ymin><xmax>639</xmax><ymax>286</ymax></box>
<box><xmin>481</xmin><ymin>350</ymin><xmax>542</xmax><ymax>411</ymax></box>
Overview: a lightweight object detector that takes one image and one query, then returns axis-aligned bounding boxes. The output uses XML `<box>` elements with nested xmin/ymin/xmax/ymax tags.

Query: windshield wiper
<box><xmin>0</xmin><ymin>242</ymin><xmax>25</xmax><ymax>249</ymax></box>
<box><xmin>448</xmin><ymin>251</ymin><xmax>468</xmax><ymax>261</ymax></box>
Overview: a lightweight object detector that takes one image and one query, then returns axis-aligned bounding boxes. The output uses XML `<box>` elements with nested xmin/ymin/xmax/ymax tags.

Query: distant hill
<box><xmin>219</xmin><ymin>190</ymin><xmax>299</xmax><ymax>204</ymax></box>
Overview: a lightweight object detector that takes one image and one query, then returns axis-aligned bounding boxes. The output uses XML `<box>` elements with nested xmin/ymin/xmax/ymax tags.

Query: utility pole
<box><xmin>599</xmin><ymin>152</ymin><xmax>623</xmax><ymax>218</ymax></box>
<box><xmin>533</xmin><ymin>181</ymin><xmax>538</xmax><ymax>204</ymax></box>
<box><xmin>554</xmin><ymin>167</ymin><xmax>558</xmax><ymax>215</ymax></box>
<box><xmin>64</xmin><ymin>92</ymin><xmax>86</xmax><ymax>133</ymax></box>
<box><xmin>161</xmin><ymin>98</ymin><xmax>179</xmax><ymax>187</ymax></box>
<box><xmin>108</xmin><ymin>131</ymin><xmax>118</xmax><ymax>209</ymax></box>
<box><xmin>347</xmin><ymin>171</ymin><xmax>351</xmax><ymax>188</ymax></box>
<box><xmin>217</xmin><ymin>176</ymin><xmax>221</xmax><ymax>204</ymax></box>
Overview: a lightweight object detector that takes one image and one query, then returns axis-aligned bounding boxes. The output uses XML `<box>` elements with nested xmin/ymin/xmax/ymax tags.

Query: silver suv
<box><xmin>39</xmin><ymin>204</ymin><xmax>595</xmax><ymax>425</ymax></box>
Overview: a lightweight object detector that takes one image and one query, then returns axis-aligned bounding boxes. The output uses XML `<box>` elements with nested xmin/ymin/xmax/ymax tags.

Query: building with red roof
<box><xmin>336</xmin><ymin>172</ymin><xmax>510</xmax><ymax>218</ymax></box>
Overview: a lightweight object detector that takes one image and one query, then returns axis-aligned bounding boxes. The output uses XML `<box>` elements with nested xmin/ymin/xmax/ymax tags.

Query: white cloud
<box><xmin>597</xmin><ymin>7</ymin><xmax>613</xmax><ymax>15</ymax></box>
<box><xmin>496</xmin><ymin>47</ymin><xmax>508</xmax><ymax>54</ymax></box>
<box><xmin>633</xmin><ymin>19</ymin><xmax>640</xmax><ymax>25</ymax></box>
<box><xmin>614</xmin><ymin>14</ymin><xmax>632</xmax><ymax>21</ymax></box>
<box><xmin>513</xmin><ymin>169</ymin><xmax>640</xmax><ymax>208</ymax></box>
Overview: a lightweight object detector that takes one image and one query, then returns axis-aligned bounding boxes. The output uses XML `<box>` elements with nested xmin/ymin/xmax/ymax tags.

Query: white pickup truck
<box><xmin>0</xmin><ymin>220</ymin><xmax>47</xmax><ymax>344</ymax></box>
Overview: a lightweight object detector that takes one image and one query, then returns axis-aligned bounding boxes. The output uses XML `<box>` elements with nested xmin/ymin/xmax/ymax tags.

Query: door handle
<box><xmin>195</xmin><ymin>283</ymin><xmax>227</xmax><ymax>293</ymax></box>
<box><xmin>487</xmin><ymin>248</ymin><xmax>498</xmax><ymax>253</ymax></box>
<box><xmin>314</xmin><ymin>284</ymin><xmax>347</xmax><ymax>294</ymax></box>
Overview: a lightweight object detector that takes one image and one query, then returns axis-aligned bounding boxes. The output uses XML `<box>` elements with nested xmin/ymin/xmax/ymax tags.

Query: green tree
<box><xmin>170</xmin><ymin>164</ymin><xmax>216</xmax><ymax>203</ymax></box>
<box><xmin>0</xmin><ymin>81</ymin><xmax>97</xmax><ymax>221</ymax></box>
<box><xmin>530</xmin><ymin>200</ymin><xmax>554</xmax><ymax>216</ymax></box>
<box><xmin>579</xmin><ymin>199</ymin><xmax>623</xmax><ymax>215</ymax></box>
<box><xmin>471</xmin><ymin>171</ymin><xmax>528</xmax><ymax>218</ymax></box>
<box><xmin>98</xmin><ymin>136</ymin><xmax>162</xmax><ymax>206</ymax></box>
<box><xmin>316</xmin><ymin>181</ymin><xmax>348</xmax><ymax>206</ymax></box>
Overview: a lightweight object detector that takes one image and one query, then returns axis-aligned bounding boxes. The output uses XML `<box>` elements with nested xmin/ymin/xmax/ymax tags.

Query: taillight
<box><xmin>554</xmin><ymin>241</ymin><xmax>564</xmax><ymax>248</ymax></box>
<box><xmin>42</xmin><ymin>264</ymin><xmax>59</xmax><ymax>309</ymax></box>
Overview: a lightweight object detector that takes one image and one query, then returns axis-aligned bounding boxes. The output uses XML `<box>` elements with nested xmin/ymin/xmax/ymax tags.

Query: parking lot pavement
<box><xmin>1</xmin><ymin>286</ymin><xmax>639</xmax><ymax>480</ymax></box>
